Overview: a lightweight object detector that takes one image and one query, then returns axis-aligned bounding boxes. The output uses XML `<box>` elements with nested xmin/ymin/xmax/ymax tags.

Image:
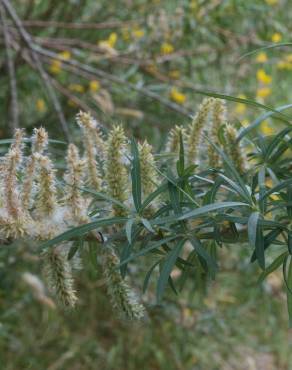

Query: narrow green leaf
<box><xmin>189</xmin><ymin>237</ymin><xmax>217</xmax><ymax>278</ymax></box>
<box><xmin>288</xmin><ymin>232</ymin><xmax>292</xmax><ymax>255</ymax></box>
<box><xmin>218</xmin><ymin>174</ymin><xmax>252</xmax><ymax>203</ymax></box>
<box><xmin>140</xmin><ymin>182</ymin><xmax>168</xmax><ymax>212</ymax></box>
<box><xmin>258</xmin><ymin>252</ymin><xmax>288</xmax><ymax>283</ymax></box>
<box><xmin>248</xmin><ymin>212</ymin><xmax>265</xmax><ymax>269</ymax></box>
<box><xmin>168</xmin><ymin>181</ymin><xmax>181</xmax><ymax>214</ymax></box>
<box><xmin>260</xmin><ymin>178</ymin><xmax>292</xmax><ymax>201</ymax></box>
<box><xmin>284</xmin><ymin>256</ymin><xmax>292</xmax><ymax>327</ymax></box>
<box><xmin>186</xmin><ymin>87</ymin><xmax>292</xmax><ymax>123</ymax></box>
<box><xmin>258</xmin><ymin>167</ymin><xmax>266</xmax><ymax>214</ymax></box>
<box><xmin>287</xmin><ymin>186</ymin><xmax>292</xmax><ymax>219</ymax></box>
<box><xmin>0</xmin><ymin>138</ymin><xmax>67</xmax><ymax>146</ymax></box>
<box><xmin>73</xmin><ymin>185</ymin><xmax>129</xmax><ymax>210</ymax></box>
<box><xmin>178</xmin><ymin>202</ymin><xmax>248</xmax><ymax>221</ymax></box>
<box><xmin>125</xmin><ymin>218</ymin><xmax>135</xmax><ymax>244</ymax></box>
<box><xmin>39</xmin><ymin>217</ymin><xmax>128</xmax><ymax>250</ymax></box>
<box><xmin>251</xmin><ymin>228</ymin><xmax>282</xmax><ymax>262</ymax></box>
<box><xmin>176</xmin><ymin>132</ymin><xmax>185</xmax><ymax>177</ymax></box>
<box><xmin>157</xmin><ymin>239</ymin><xmax>185</xmax><ymax>302</ymax></box>
<box><xmin>143</xmin><ymin>259</ymin><xmax>161</xmax><ymax>293</ymax></box>
<box><xmin>205</xmin><ymin>137</ymin><xmax>253</xmax><ymax>205</ymax></box>
<box><xmin>118</xmin><ymin>235</ymin><xmax>180</xmax><ymax>267</ymax></box>
<box><xmin>67</xmin><ymin>242</ymin><xmax>79</xmax><ymax>260</ymax></box>
<box><xmin>141</xmin><ymin>218</ymin><xmax>155</xmax><ymax>233</ymax></box>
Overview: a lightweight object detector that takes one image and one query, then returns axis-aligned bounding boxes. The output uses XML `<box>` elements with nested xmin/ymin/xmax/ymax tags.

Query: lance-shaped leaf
<box><xmin>248</xmin><ymin>212</ymin><xmax>265</xmax><ymax>270</ymax></box>
<box><xmin>157</xmin><ymin>239</ymin><xmax>185</xmax><ymax>303</ymax></box>
<box><xmin>131</xmin><ymin>138</ymin><xmax>142</xmax><ymax>212</ymax></box>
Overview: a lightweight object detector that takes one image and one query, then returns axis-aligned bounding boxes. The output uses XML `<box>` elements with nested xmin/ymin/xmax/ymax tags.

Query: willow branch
<box><xmin>0</xmin><ymin>2</ymin><xmax>19</xmax><ymax>132</ymax></box>
<box><xmin>1</xmin><ymin>0</ymin><xmax>71</xmax><ymax>140</ymax></box>
<box><xmin>32</xmin><ymin>45</ymin><xmax>192</xmax><ymax>118</ymax></box>
<box><xmin>21</xmin><ymin>19</ymin><xmax>139</xmax><ymax>30</ymax></box>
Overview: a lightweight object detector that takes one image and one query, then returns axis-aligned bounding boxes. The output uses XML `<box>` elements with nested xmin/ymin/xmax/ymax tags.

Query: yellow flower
<box><xmin>169</xmin><ymin>88</ymin><xmax>186</xmax><ymax>104</ymax></box>
<box><xmin>58</xmin><ymin>50</ymin><xmax>71</xmax><ymax>60</ymax></box>
<box><xmin>68</xmin><ymin>84</ymin><xmax>85</xmax><ymax>93</ymax></box>
<box><xmin>241</xmin><ymin>119</ymin><xmax>249</xmax><ymax>127</ymax></box>
<box><xmin>256</xmin><ymin>52</ymin><xmax>268</xmax><ymax>63</ymax></box>
<box><xmin>160</xmin><ymin>42</ymin><xmax>174</xmax><ymax>55</ymax></box>
<box><xmin>256</xmin><ymin>87</ymin><xmax>272</xmax><ymax>99</ymax></box>
<box><xmin>89</xmin><ymin>80</ymin><xmax>100</xmax><ymax>93</ymax></box>
<box><xmin>99</xmin><ymin>32</ymin><xmax>117</xmax><ymax>49</ymax></box>
<box><xmin>271</xmin><ymin>32</ymin><xmax>282</xmax><ymax>43</ymax></box>
<box><xmin>49</xmin><ymin>59</ymin><xmax>62</xmax><ymax>74</ymax></box>
<box><xmin>235</xmin><ymin>94</ymin><xmax>247</xmax><ymax>114</ymax></box>
<box><xmin>108</xmin><ymin>32</ymin><xmax>117</xmax><ymax>47</ymax></box>
<box><xmin>256</xmin><ymin>69</ymin><xmax>272</xmax><ymax>84</ymax></box>
<box><xmin>265</xmin><ymin>0</ymin><xmax>279</xmax><ymax>5</ymax></box>
<box><xmin>169</xmin><ymin>70</ymin><xmax>180</xmax><ymax>79</ymax></box>
<box><xmin>36</xmin><ymin>98</ymin><xmax>46</xmax><ymax>113</ymax></box>
<box><xmin>260</xmin><ymin>120</ymin><xmax>275</xmax><ymax>135</ymax></box>
<box><xmin>132</xmin><ymin>28</ymin><xmax>145</xmax><ymax>39</ymax></box>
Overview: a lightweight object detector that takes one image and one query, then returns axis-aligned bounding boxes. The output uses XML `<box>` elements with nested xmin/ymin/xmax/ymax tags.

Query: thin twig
<box><xmin>1</xmin><ymin>0</ymin><xmax>71</xmax><ymax>140</ymax></box>
<box><xmin>21</xmin><ymin>19</ymin><xmax>140</xmax><ymax>30</ymax></box>
<box><xmin>0</xmin><ymin>2</ymin><xmax>18</xmax><ymax>132</ymax></box>
<box><xmin>32</xmin><ymin>45</ymin><xmax>193</xmax><ymax>117</ymax></box>
<box><xmin>50</xmin><ymin>78</ymin><xmax>99</xmax><ymax>119</ymax></box>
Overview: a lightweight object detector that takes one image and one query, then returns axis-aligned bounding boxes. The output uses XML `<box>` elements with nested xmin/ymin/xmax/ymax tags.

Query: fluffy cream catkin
<box><xmin>35</xmin><ymin>154</ymin><xmax>58</xmax><ymax>217</ymax></box>
<box><xmin>43</xmin><ymin>246</ymin><xmax>77</xmax><ymax>307</ymax></box>
<box><xmin>208</xmin><ymin>99</ymin><xmax>226</xmax><ymax>169</ymax></box>
<box><xmin>139</xmin><ymin>140</ymin><xmax>158</xmax><ymax>199</ymax></box>
<box><xmin>105</xmin><ymin>125</ymin><xmax>129</xmax><ymax>217</ymax></box>
<box><xmin>64</xmin><ymin>143</ymin><xmax>87</xmax><ymax>223</ymax></box>
<box><xmin>166</xmin><ymin>125</ymin><xmax>186</xmax><ymax>156</ymax></box>
<box><xmin>102</xmin><ymin>246</ymin><xmax>145</xmax><ymax>320</ymax></box>
<box><xmin>22</xmin><ymin>128</ymin><xmax>49</xmax><ymax>210</ymax></box>
<box><xmin>77</xmin><ymin>111</ymin><xmax>102</xmax><ymax>191</ymax></box>
<box><xmin>224</xmin><ymin>124</ymin><xmax>247</xmax><ymax>174</ymax></box>
<box><xmin>186</xmin><ymin>97</ymin><xmax>215</xmax><ymax>165</ymax></box>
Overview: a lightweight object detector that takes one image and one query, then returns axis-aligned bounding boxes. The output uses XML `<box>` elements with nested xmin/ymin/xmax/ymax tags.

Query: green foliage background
<box><xmin>1</xmin><ymin>0</ymin><xmax>292</xmax><ymax>369</ymax></box>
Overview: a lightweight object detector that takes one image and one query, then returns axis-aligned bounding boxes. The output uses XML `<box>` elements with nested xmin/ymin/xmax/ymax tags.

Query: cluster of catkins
<box><xmin>166</xmin><ymin>97</ymin><xmax>248</xmax><ymax>174</ymax></box>
<box><xmin>1</xmin><ymin>113</ymin><xmax>153</xmax><ymax>319</ymax></box>
<box><xmin>2</xmin><ymin>99</ymin><xmax>246</xmax><ymax>319</ymax></box>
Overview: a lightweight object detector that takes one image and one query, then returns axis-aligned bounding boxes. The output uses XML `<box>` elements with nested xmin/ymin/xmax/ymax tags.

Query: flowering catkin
<box><xmin>1</xmin><ymin>129</ymin><xmax>26</xmax><ymax>238</ymax></box>
<box><xmin>43</xmin><ymin>246</ymin><xmax>77</xmax><ymax>307</ymax></box>
<box><xmin>166</xmin><ymin>125</ymin><xmax>186</xmax><ymax>156</ymax></box>
<box><xmin>105</xmin><ymin>125</ymin><xmax>129</xmax><ymax>217</ymax></box>
<box><xmin>224</xmin><ymin>124</ymin><xmax>247</xmax><ymax>174</ymax></box>
<box><xmin>208</xmin><ymin>99</ymin><xmax>226</xmax><ymax>169</ymax></box>
<box><xmin>102</xmin><ymin>246</ymin><xmax>145</xmax><ymax>320</ymax></box>
<box><xmin>139</xmin><ymin>140</ymin><xmax>158</xmax><ymax>199</ymax></box>
<box><xmin>4</xmin><ymin>129</ymin><xmax>24</xmax><ymax>218</ymax></box>
<box><xmin>64</xmin><ymin>143</ymin><xmax>87</xmax><ymax>223</ymax></box>
<box><xmin>3</xmin><ymin>149</ymin><xmax>22</xmax><ymax>219</ymax></box>
<box><xmin>77</xmin><ymin>111</ymin><xmax>103</xmax><ymax>191</ymax></box>
<box><xmin>35</xmin><ymin>155</ymin><xmax>58</xmax><ymax>217</ymax></box>
<box><xmin>22</xmin><ymin>128</ymin><xmax>48</xmax><ymax>210</ymax></box>
<box><xmin>186</xmin><ymin>97</ymin><xmax>214</xmax><ymax>165</ymax></box>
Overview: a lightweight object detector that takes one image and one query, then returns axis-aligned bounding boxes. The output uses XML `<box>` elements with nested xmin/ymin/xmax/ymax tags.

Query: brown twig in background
<box><xmin>21</xmin><ymin>19</ymin><xmax>140</xmax><ymax>30</ymax></box>
<box><xmin>31</xmin><ymin>45</ymin><xmax>193</xmax><ymax>118</ymax></box>
<box><xmin>1</xmin><ymin>0</ymin><xmax>71</xmax><ymax>140</ymax></box>
<box><xmin>50</xmin><ymin>79</ymin><xmax>100</xmax><ymax>119</ymax></box>
<box><xmin>0</xmin><ymin>2</ymin><xmax>19</xmax><ymax>133</ymax></box>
